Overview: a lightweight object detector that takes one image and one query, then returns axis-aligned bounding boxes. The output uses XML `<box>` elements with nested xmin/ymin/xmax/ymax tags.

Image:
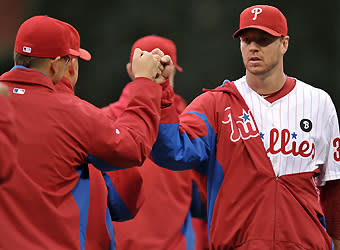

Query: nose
<box><xmin>248</xmin><ymin>41</ymin><xmax>260</xmax><ymax>52</ymax></box>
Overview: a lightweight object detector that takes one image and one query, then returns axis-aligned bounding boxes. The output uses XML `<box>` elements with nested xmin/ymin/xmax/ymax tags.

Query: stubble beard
<box><xmin>245</xmin><ymin>59</ymin><xmax>279</xmax><ymax>77</ymax></box>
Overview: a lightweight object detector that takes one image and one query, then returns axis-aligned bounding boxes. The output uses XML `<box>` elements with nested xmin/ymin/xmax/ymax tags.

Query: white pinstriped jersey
<box><xmin>234</xmin><ymin>76</ymin><xmax>340</xmax><ymax>184</ymax></box>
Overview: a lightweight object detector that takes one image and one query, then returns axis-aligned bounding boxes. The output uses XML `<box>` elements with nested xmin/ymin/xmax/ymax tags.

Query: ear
<box><xmin>68</xmin><ymin>59</ymin><xmax>75</xmax><ymax>76</ymax></box>
<box><xmin>126</xmin><ymin>62</ymin><xmax>134</xmax><ymax>80</ymax></box>
<box><xmin>50</xmin><ymin>56</ymin><xmax>60</xmax><ymax>74</ymax></box>
<box><xmin>281</xmin><ymin>36</ymin><xmax>289</xmax><ymax>55</ymax></box>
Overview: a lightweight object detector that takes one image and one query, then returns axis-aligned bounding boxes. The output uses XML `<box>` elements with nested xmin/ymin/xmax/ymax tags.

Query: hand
<box><xmin>132</xmin><ymin>48</ymin><xmax>160</xmax><ymax>81</ymax></box>
<box><xmin>0</xmin><ymin>83</ymin><xmax>9</xmax><ymax>97</ymax></box>
<box><xmin>126</xmin><ymin>49</ymin><xmax>165</xmax><ymax>81</ymax></box>
<box><xmin>154</xmin><ymin>54</ymin><xmax>173</xmax><ymax>84</ymax></box>
<box><xmin>151</xmin><ymin>48</ymin><xmax>165</xmax><ymax>78</ymax></box>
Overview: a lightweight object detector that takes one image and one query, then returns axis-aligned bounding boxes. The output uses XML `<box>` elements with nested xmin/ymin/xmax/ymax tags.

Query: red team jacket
<box><xmin>0</xmin><ymin>67</ymin><xmax>163</xmax><ymax>250</ymax></box>
<box><xmin>151</xmin><ymin>80</ymin><xmax>334</xmax><ymax>249</ymax></box>
<box><xmin>55</xmin><ymin>77</ymin><xmax>146</xmax><ymax>249</ymax></box>
<box><xmin>57</xmin><ymin>78</ymin><xmax>208</xmax><ymax>249</ymax></box>
<box><xmin>103</xmin><ymin>82</ymin><xmax>208</xmax><ymax>250</ymax></box>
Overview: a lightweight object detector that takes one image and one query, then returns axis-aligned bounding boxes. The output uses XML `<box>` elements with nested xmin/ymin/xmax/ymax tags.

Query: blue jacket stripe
<box><xmin>72</xmin><ymin>167</ymin><xmax>90</xmax><ymax>250</ymax></box>
<box><xmin>105</xmin><ymin>207</ymin><xmax>116</xmax><ymax>250</ymax></box>
<box><xmin>103</xmin><ymin>173</ymin><xmax>133</xmax><ymax>221</ymax></box>
<box><xmin>180</xmin><ymin>212</ymin><xmax>195</xmax><ymax>250</ymax></box>
<box><xmin>206</xmin><ymin>157</ymin><xmax>224</xmax><ymax>237</ymax></box>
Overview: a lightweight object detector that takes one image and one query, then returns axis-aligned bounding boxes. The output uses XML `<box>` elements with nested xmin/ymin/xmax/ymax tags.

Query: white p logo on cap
<box><xmin>23</xmin><ymin>46</ymin><xmax>32</xmax><ymax>53</ymax></box>
<box><xmin>251</xmin><ymin>7</ymin><xmax>263</xmax><ymax>20</ymax></box>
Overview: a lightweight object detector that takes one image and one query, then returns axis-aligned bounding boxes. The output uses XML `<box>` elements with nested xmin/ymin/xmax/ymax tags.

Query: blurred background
<box><xmin>0</xmin><ymin>0</ymin><xmax>339</xmax><ymax>115</ymax></box>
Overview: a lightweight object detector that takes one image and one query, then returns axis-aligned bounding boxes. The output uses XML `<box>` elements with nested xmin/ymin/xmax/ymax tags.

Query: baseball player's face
<box><xmin>240</xmin><ymin>29</ymin><xmax>288</xmax><ymax>76</ymax></box>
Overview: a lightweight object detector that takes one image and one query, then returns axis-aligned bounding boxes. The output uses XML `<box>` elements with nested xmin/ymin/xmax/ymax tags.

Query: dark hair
<box><xmin>13</xmin><ymin>51</ymin><xmax>49</xmax><ymax>68</ymax></box>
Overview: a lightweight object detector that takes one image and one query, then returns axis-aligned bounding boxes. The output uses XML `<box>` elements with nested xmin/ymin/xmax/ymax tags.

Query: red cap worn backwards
<box><xmin>15</xmin><ymin>15</ymin><xmax>91</xmax><ymax>61</ymax></box>
<box><xmin>233</xmin><ymin>5</ymin><xmax>287</xmax><ymax>38</ymax></box>
<box><xmin>129</xmin><ymin>35</ymin><xmax>183</xmax><ymax>72</ymax></box>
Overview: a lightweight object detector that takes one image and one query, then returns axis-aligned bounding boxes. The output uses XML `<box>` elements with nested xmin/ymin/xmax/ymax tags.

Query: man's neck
<box><xmin>12</xmin><ymin>65</ymin><xmax>48</xmax><ymax>77</ymax></box>
<box><xmin>246</xmin><ymin>71</ymin><xmax>287</xmax><ymax>96</ymax></box>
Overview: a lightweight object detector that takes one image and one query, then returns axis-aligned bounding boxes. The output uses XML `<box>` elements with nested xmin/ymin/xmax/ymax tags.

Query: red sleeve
<box><xmin>87</xmin><ymin>78</ymin><xmax>162</xmax><ymax>167</ymax></box>
<box><xmin>320</xmin><ymin>179</ymin><xmax>340</xmax><ymax>239</ymax></box>
<box><xmin>0</xmin><ymin>96</ymin><xmax>17</xmax><ymax>180</ymax></box>
<box><xmin>101</xmin><ymin>82</ymin><xmax>132</xmax><ymax>120</ymax></box>
<box><xmin>102</xmin><ymin>80</ymin><xmax>174</xmax><ymax>120</ymax></box>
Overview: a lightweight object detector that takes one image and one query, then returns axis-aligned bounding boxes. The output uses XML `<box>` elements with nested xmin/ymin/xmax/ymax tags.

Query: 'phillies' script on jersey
<box><xmin>230</xmin><ymin>76</ymin><xmax>340</xmax><ymax>180</ymax></box>
<box><xmin>222</xmin><ymin>107</ymin><xmax>315</xmax><ymax>160</ymax></box>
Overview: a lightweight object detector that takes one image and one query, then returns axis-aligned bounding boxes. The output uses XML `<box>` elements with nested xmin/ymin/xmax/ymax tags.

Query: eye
<box><xmin>260</xmin><ymin>37</ymin><xmax>268</xmax><ymax>42</ymax></box>
<box><xmin>241</xmin><ymin>37</ymin><xmax>250</xmax><ymax>44</ymax></box>
<box><xmin>257</xmin><ymin>36</ymin><xmax>277</xmax><ymax>46</ymax></box>
<box><xmin>257</xmin><ymin>37</ymin><xmax>268</xmax><ymax>45</ymax></box>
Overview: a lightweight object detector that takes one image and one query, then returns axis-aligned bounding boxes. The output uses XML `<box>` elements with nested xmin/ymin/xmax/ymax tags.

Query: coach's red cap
<box><xmin>129</xmin><ymin>35</ymin><xmax>183</xmax><ymax>72</ymax></box>
<box><xmin>14</xmin><ymin>16</ymin><xmax>91</xmax><ymax>60</ymax></box>
<box><xmin>233</xmin><ymin>5</ymin><xmax>287</xmax><ymax>38</ymax></box>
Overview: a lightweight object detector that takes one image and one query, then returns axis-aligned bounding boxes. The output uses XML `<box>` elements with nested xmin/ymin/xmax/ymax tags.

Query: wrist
<box><xmin>134</xmin><ymin>73</ymin><xmax>153</xmax><ymax>81</ymax></box>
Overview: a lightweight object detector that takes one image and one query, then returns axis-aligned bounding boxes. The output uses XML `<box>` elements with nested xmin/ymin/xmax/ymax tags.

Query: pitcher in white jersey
<box><xmin>151</xmin><ymin>4</ymin><xmax>340</xmax><ymax>249</ymax></box>
<box><xmin>233</xmin><ymin>4</ymin><xmax>340</xmax><ymax>249</ymax></box>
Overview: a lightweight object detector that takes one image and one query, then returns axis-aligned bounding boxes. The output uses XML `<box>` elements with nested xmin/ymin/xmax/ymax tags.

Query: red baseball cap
<box><xmin>14</xmin><ymin>16</ymin><xmax>91</xmax><ymax>61</ymax></box>
<box><xmin>233</xmin><ymin>5</ymin><xmax>287</xmax><ymax>38</ymax></box>
<box><xmin>129</xmin><ymin>35</ymin><xmax>183</xmax><ymax>72</ymax></box>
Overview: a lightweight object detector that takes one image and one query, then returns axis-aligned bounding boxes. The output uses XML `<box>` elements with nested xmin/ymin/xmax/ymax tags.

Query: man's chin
<box><xmin>246</xmin><ymin>67</ymin><xmax>266</xmax><ymax>75</ymax></box>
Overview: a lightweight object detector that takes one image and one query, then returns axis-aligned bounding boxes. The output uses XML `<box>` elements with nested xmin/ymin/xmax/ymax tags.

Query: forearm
<box><xmin>152</xmin><ymin>110</ymin><xmax>211</xmax><ymax>171</ymax></box>
<box><xmin>101</xmin><ymin>82</ymin><xmax>132</xmax><ymax>120</ymax></box>
<box><xmin>90</xmin><ymin>78</ymin><xmax>162</xmax><ymax>167</ymax></box>
<box><xmin>152</xmin><ymin>92</ymin><xmax>217</xmax><ymax>171</ymax></box>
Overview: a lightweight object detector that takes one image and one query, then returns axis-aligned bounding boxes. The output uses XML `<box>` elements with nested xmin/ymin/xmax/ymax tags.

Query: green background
<box><xmin>1</xmin><ymin>0</ymin><xmax>339</xmax><ymax>116</ymax></box>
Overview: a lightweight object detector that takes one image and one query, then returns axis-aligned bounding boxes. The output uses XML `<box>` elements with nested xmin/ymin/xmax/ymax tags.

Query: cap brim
<box><xmin>233</xmin><ymin>25</ymin><xmax>283</xmax><ymax>38</ymax></box>
<box><xmin>68</xmin><ymin>48</ymin><xmax>92</xmax><ymax>61</ymax></box>
<box><xmin>79</xmin><ymin>48</ymin><xmax>91</xmax><ymax>61</ymax></box>
<box><xmin>175</xmin><ymin>64</ymin><xmax>183</xmax><ymax>72</ymax></box>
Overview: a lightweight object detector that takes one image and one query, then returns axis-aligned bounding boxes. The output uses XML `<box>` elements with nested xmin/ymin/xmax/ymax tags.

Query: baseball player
<box><xmin>104</xmin><ymin>35</ymin><xmax>209</xmax><ymax>250</ymax></box>
<box><xmin>0</xmin><ymin>15</ymin><xmax>171</xmax><ymax>249</ymax></box>
<box><xmin>151</xmin><ymin>5</ymin><xmax>340</xmax><ymax>249</ymax></box>
<box><xmin>55</xmin><ymin>74</ymin><xmax>146</xmax><ymax>249</ymax></box>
